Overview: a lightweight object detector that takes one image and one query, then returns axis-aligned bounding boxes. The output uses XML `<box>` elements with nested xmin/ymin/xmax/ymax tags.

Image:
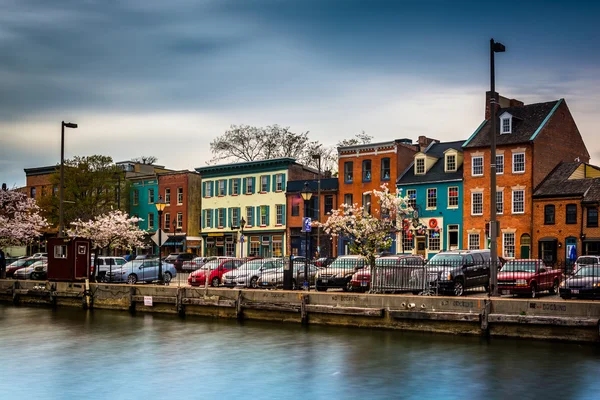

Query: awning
<box><xmin>164</xmin><ymin>236</ymin><xmax>185</xmax><ymax>246</ymax></box>
<box><xmin>583</xmin><ymin>237</ymin><xmax>600</xmax><ymax>242</ymax></box>
<box><xmin>538</xmin><ymin>237</ymin><xmax>558</xmax><ymax>242</ymax></box>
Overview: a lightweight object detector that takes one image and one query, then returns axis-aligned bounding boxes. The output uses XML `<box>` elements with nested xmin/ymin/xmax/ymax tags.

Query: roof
<box><xmin>533</xmin><ymin>162</ymin><xmax>600</xmax><ymax>201</ymax></box>
<box><xmin>463</xmin><ymin>99</ymin><xmax>562</xmax><ymax>148</ymax></box>
<box><xmin>396</xmin><ymin>140</ymin><xmax>465</xmax><ymax>185</ymax></box>
<box><xmin>338</xmin><ymin>138</ymin><xmax>416</xmax><ymax>153</ymax></box>
<box><xmin>286</xmin><ymin>178</ymin><xmax>338</xmax><ymax>193</ymax></box>
<box><xmin>195</xmin><ymin>158</ymin><xmax>316</xmax><ymax>177</ymax></box>
<box><xmin>24</xmin><ymin>166</ymin><xmax>58</xmax><ymax>176</ymax></box>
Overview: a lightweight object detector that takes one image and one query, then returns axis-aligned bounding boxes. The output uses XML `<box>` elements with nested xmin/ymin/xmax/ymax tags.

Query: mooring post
<box><xmin>301</xmin><ymin>294</ymin><xmax>308</xmax><ymax>325</ymax></box>
<box><xmin>481</xmin><ymin>299</ymin><xmax>491</xmax><ymax>334</ymax></box>
<box><xmin>128</xmin><ymin>286</ymin><xmax>136</xmax><ymax>314</ymax></box>
<box><xmin>177</xmin><ymin>287</ymin><xmax>185</xmax><ymax>318</ymax></box>
<box><xmin>12</xmin><ymin>280</ymin><xmax>19</xmax><ymax>305</ymax></box>
<box><xmin>236</xmin><ymin>290</ymin><xmax>243</xmax><ymax>320</ymax></box>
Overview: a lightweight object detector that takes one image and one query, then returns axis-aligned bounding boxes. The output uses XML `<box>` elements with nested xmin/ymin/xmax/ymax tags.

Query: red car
<box><xmin>188</xmin><ymin>258</ymin><xmax>244</xmax><ymax>287</ymax></box>
<box><xmin>6</xmin><ymin>257</ymin><xmax>46</xmax><ymax>278</ymax></box>
<box><xmin>349</xmin><ymin>255</ymin><xmax>426</xmax><ymax>292</ymax></box>
<box><xmin>497</xmin><ymin>259</ymin><xmax>563</xmax><ymax>298</ymax></box>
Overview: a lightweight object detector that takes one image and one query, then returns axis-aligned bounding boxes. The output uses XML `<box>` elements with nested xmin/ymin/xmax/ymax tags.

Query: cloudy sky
<box><xmin>1</xmin><ymin>0</ymin><xmax>599</xmax><ymax>187</ymax></box>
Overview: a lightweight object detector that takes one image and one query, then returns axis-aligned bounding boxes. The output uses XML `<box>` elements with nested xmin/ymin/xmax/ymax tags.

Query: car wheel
<box><xmin>30</xmin><ymin>273</ymin><xmax>37</xmax><ymax>280</ymax></box>
<box><xmin>211</xmin><ymin>277</ymin><xmax>219</xmax><ymax>287</ymax></box>
<box><xmin>530</xmin><ymin>283</ymin><xmax>537</xmax><ymax>298</ymax></box>
<box><xmin>561</xmin><ymin>294</ymin><xmax>571</xmax><ymax>300</ymax></box>
<box><xmin>145</xmin><ymin>281</ymin><xmax>153</xmax><ymax>284</ymax></box>
<box><xmin>164</xmin><ymin>272</ymin><xmax>172</xmax><ymax>284</ymax></box>
<box><xmin>550</xmin><ymin>279</ymin><xmax>559</xmax><ymax>295</ymax></box>
<box><xmin>250</xmin><ymin>277</ymin><xmax>259</xmax><ymax>289</ymax></box>
<box><xmin>127</xmin><ymin>274</ymin><xmax>138</xmax><ymax>284</ymax></box>
<box><xmin>453</xmin><ymin>279</ymin><xmax>464</xmax><ymax>296</ymax></box>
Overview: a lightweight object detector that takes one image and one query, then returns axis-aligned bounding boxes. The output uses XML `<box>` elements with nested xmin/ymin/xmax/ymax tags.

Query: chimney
<box><xmin>418</xmin><ymin>136</ymin><xmax>438</xmax><ymax>152</ymax></box>
<box><xmin>509</xmin><ymin>98</ymin><xmax>524</xmax><ymax>108</ymax></box>
<box><xmin>486</xmin><ymin>91</ymin><xmax>524</xmax><ymax>119</ymax></box>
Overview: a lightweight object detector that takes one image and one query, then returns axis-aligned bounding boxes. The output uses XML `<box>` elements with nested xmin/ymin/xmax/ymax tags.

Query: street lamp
<box><xmin>58</xmin><ymin>121</ymin><xmax>78</xmax><ymax>238</ymax></box>
<box><xmin>239</xmin><ymin>217</ymin><xmax>246</xmax><ymax>258</ymax></box>
<box><xmin>301</xmin><ymin>181</ymin><xmax>313</xmax><ymax>291</ymax></box>
<box><xmin>489</xmin><ymin>38</ymin><xmax>506</xmax><ymax>297</ymax></box>
<box><xmin>155</xmin><ymin>195</ymin><xmax>167</xmax><ymax>284</ymax></box>
<box><xmin>311</xmin><ymin>153</ymin><xmax>322</xmax><ymax>257</ymax></box>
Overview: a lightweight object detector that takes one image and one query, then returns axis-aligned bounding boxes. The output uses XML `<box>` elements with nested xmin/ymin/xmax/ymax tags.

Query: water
<box><xmin>0</xmin><ymin>304</ymin><xmax>599</xmax><ymax>400</ymax></box>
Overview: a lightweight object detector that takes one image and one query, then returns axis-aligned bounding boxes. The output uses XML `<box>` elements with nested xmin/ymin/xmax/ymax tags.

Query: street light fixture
<box><xmin>489</xmin><ymin>38</ymin><xmax>506</xmax><ymax>297</ymax></box>
<box><xmin>239</xmin><ymin>217</ymin><xmax>246</xmax><ymax>258</ymax></box>
<box><xmin>155</xmin><ymin>195</ymin><xmax>167</xmax><ymax>284</ymax></box>
<box><xmin>58</xmin><ymin>121</ymin><xmax>78</xmax><ymax>238</ymax></box>
<box><xmin>311</xmin><ymin>153</ymin><xmax>322</xmax><ymax>257</ymax></box>
<box><xmin>301</xmin><ymin>182</ymin><xmax>313</xmax><ymax>291</ymax></box>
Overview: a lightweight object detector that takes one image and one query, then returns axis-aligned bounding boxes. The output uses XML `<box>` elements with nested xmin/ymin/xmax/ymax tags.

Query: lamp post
<box><xmin>58</xmin><ymin>121</ymin><xmax>78</xmax><ymax>238</ymax></box>
<box><xmin>155</xmin><ymin>195</ymin><xmax>167</xmax><ymax>284</ymax></box>
<box><xmin>301</xmin><ymin>182</ymin><xmax>313</xmax><ymax>291</ymax></box>
<box><xmin>311</xmin><ymin>153</ymin><xmax>322</xmax><ymax>257</ymax></box>
<box><xmin>489</xmin><ymin>38</ymin><xmax>506</xmax><ymax>297</ymax></box>
<box><xmin>239</xmin><ymin>217</ymin><xmax>246</xmax><ymax>258</ymax></box>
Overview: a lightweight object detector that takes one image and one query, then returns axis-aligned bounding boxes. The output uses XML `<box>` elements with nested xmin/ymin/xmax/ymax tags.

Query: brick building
<box><xmin>286</xmin><ymin>178</ymin><xmax>339</xmax><ymax>258</ymax></box>
<box><xmin>533</xmin><ymin>162</ymin><xmax>600</xmax><ymax>266</ymax></box>
<box><xmin>462</xmin><ymin>92</ymin><xmax>590</xmax><ymax>259</ymax></box>
<box><xmin>157</xmin><ymin>171</ymin><xmax>203</xmax><ymax>255</ymax></box>
<box><xmin>337</xmin><ymin>137</ymin><xmax>432</xmax><ymax>254</ymax></box>
<box><xmin>23</xmin><ymin>166</ymin><xmax>58</xmax><ymax>202</ymax></box>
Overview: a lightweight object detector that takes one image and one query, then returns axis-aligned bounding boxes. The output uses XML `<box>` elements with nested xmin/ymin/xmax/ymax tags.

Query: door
<box><xmin>416</xmin><ymin>237</ymin><xmax>426</xmax><ymax>258</ymax></box>
<box><xmin>520</xmin><ymin>234</ymin><xmax>531</xmax><ymax>259</ymax></box>
<box><xmin>74</xmin><ymin>241</ymin><xmax>90</xmax><ymax>279</ymax></box>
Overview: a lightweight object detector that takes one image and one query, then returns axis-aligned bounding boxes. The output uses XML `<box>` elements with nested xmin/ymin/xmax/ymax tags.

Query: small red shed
<box><xmin>47</xmin><ymin>237</ymin><xmax>92</xmax><ymax>281</ymax></box>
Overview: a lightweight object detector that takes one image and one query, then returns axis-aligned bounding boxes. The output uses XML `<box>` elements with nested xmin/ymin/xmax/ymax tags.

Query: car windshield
<box><xmin>575</xmin><ymin>266</ymin><xmax>600</xmax><ymax>277</ymax></box>
<box><xmin>30</xmin><ymin>261</ymin><xmax>46</xmax><ymax>267</ymax></box>
<box><xmin>376</xmin><ymin>258</ymin><xmax>401</xmax><ymax>267</ymax></box>
<box><xmin>501</xmin><ymin>261</ymin><xmax>537</xmax><ymax>272</ymax></box>
<box><xmin>328</xmin><ymin>258</ymin><xmax>359</xmax><ymax>269</ymax></box>
<box><xmin>10</xmin><ymin>259</ymin><xmax>29</xmax><ymax>267</ymax></box>
<box><xmin>123</xmin><ymin>260</ymin><xmax>144</xmax><ymax>269</ymax></box>
<box><xmin>429</xmin><ymin>254</ymin><xmax>463</xmax><ymax>264</ymax></box>
<box><xmin>241</xmin><ymin>260</ymin><xmax>265</xmax><ymax>270</ymax></box>
<box><xmin>199</xmin><ymin>260</ymin><xmax>225</xmax><ymax>270</ymax></box>
<box><xmin>577</xmin><ymin>257</ymin><xmax>599</xmax><ymax>266</ymax></box>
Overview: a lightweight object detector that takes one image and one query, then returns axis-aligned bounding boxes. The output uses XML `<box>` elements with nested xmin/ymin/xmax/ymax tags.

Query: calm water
<box><xmin>1</xmin><ymin>304</ymin><xmax>599</xmax><ymax>400</ymax></box>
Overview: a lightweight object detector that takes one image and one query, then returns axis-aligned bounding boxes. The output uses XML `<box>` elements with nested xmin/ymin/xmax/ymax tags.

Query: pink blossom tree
<box><xmin>67</xmin><ymin>210</ymin><xmax>147</xmax><ymax>278</ymax></box>
<box><xmin>318</xmin><ymin>184</ymin><xmax>413</xmax><ymax>278</ymax></box>
<box><xmin>0</xmin><ymin>189</ymin><xmax>48</xmax><ymax>248</ymax></box>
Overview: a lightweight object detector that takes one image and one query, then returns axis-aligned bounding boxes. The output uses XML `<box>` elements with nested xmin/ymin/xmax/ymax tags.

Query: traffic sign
<box><xmin>302</xmin><ymin>217</ymin><xmax>312</xmax><ymax>233</ymax></box>
<box><xmin>151</xmin><ymin>230</ymin><xmax>168</xmax><ymax>246</ymax></box>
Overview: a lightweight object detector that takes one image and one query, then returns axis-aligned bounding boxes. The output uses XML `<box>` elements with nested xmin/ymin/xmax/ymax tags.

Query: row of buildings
<box><xmin>20</xmin><ymin>91</ymin><xmax>599</xmax><ymax>265</ymax></box>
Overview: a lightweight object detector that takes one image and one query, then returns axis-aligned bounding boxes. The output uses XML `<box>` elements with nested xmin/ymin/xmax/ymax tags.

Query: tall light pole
<box><xmin>312</xmin><ymin>153</ymin><xmax>321</xmax><ymax>258</ymax></box>
<box><xmin>58</xmin><ymin>121</ymin><xmax>78</xmax><ymax>238</ymax></box>
<box><xmin>301</xmin><ymin>182</ymin><xmax>313</xmax><ymax>291</ymax></box>
<box><xmin>155</xmin><ymin>195</ymin><xmax>167</xmax><ymax>284</ymax></box>
<box><xmin>489</xmin><ymin>38</ymin><xmax>505</xmax><ymax>296</ymax></box>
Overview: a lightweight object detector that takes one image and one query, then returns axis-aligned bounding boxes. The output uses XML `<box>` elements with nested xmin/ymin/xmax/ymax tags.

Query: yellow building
<box><xmin>195</xmin><ymin>158</ymin><xmax>316</xmax><ymax>257</ymax></box>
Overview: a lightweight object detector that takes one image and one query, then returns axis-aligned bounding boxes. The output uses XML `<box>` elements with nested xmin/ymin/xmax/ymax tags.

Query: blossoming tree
<box><xmin>318</xmin><ymin>185</ymin><xmax>413</xmax><ymax>288</ymax></box>
<box><xmin>67</xmin><ymin>210</ymin><xmax>146</xmax><ymax>279</ymax></box>
<box><xmin>0</xmin><ymin>188</ymin><xmax>48</xmax><ymax>248</ymax></box>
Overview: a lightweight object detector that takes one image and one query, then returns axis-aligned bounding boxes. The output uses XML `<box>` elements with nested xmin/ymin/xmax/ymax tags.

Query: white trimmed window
<box><xmin>402</xmin><ymin>234</ymin><xmax>413</xmax><ymax>251</ymax></box>
<box><xmin>446</xmin><ymin>154</ymin><xmax>456</xmax><ymax>172</ymax></box>
<box><xmin>501</xmin><ymin>116</ymin><xmax>512</xmax><ymax>134</ymax></box>
<box><xmin>512</xmin><ymin>190</ymin><xmax>525</xmax><ymax>214</ymax></box>
<box><xmin>415</xmin><ymin>158</ymin><xmax>425</xmax><ymax>175</ymax></box>
<box><xmin>407</xmin><ymin>189</ymin><xmax>416</xmax><ymax>209</ymax></box>
<box><xmin>427</xmin><ymin>188</ymin><xmax>437</xmax><ymax>209</ymax></box>
<box><xmin>148</xmin><ymin>188</ymin><xmax>155</xmax><ymax>203</ymax></box>
<box><xmin>472</xmin><ymin>192</ymin><xmax>483</xmax><ymax>215</ymax></box>
<box><xmin>232</xmin><ymin>208</ymin><xmax>239</xmax><ymax>227</ymax></box>
<box><xmin>148</xmin><ymin>213</ymin><xmax>155</xmax><ymax>230</ymax></box>
<box><xmin>177</xmin><ymin>187</ymin><xmax>183</xmax><ymax>204</ymax></box>
<box><xmin>205</xmin><ymin>181</ymin><xmax>213</xmax><ymax>197</ymax></box>
<box><xmin>218</xmin><ymin>180</ymin><xmax>226</xmax><ymax>196</ymax></box>
<box><xmin>428</xmin><ymin>230</ymin><xmax>440</xmax><ymax>251</ymax></box>
<box><xmin>165</xmin><ymin>213</ymin><xmax>171</xmax><ymax>229</ymax></box>
<box><xmin>496</xmin><ymin>191</ymin><xmax>504</xmax><ymax>214</ymax></box>
<box><xmin>246</xmin><ymin>206</ymin><xmax>253</xmax><ymax>227</ymax></box>
<box><xmin>496</xmin><ymin>155</ymin><xmax>504</xmax><ymax>174</ymax></box>
<box><xmin>468</xmin><ymin>233</ymin><xmax>480</xmax><ymax>250</ymax></box>
<box><xmin>448</xmin><ymin>187</ymin><xmax>459</xmax><ymax>208</ymax></box>
<box><xmin>260</xmin><ymin>206</ymin><xmax>268</xmax><ymax>226</ymax></box>
<box><xmin>276</xmin><ymin>204</ymin><xmax>283</xmax><ymax>225</ymax></box>
<box><xmin>472</xmin><ymin>156</ymin><xmax>483</xmax><ymax>176</ymax></box>
<box><xmin>205</xmin><ymin>209</ymin><xmax>212</xmax><ymax>228</ymax></box>
<box><xmin>513</xmin><ymin>152</ymin><xmax>525</xmax><ymax>173</ymax></box>
<box><xmin>165</xmin><ymin>188</ymin><xmax>171</xmax><ymax>203</ymax></box>
<box><xmin>232</xmin><ymin>179</ymin><xmax>239</xmax><ymax>195</ymax></box>
<box><xmin>218</xmin><ymin>209</ymin><xmax>225</xmax><ymax>228</ymax></box>
<box><xmin>177</xmin><ymin>212</ymin><xmax>183</xmax><ymax>228</ymax></box>
<box><xmin>503</xmin><ymin>232</ymin><xmax>516</xmax><ymax>258</ymax></box>
<box><xmin>276</xmin><ymin>174</ymin><xmax>284</xmax><ymax>191</ymax></box>
<box><xmin>261</xmin><ymin>175</ymin><xmax>268</xmax><ymax>192</ymax></box>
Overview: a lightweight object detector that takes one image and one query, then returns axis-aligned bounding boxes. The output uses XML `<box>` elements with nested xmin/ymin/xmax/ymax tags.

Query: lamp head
<box><xmin>155</xmin><ymin>195</ymin><xmax>167</xmax><ymax>212</ymax></box>
<box><xmin>300</xmin><ymin>181</ymin><xmax>313</xmax><ymax>201</ymax></box>
<box><xmin>63</xmin><ymin>121</ymin><xmax>78</xmax><ymax>129</ymax></box>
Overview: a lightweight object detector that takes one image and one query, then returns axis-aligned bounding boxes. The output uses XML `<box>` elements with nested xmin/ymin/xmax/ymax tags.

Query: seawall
<box><xmin>1</xmin><ymin>279</ymin><xmax>599</xmax><ymax>342</ymax></box>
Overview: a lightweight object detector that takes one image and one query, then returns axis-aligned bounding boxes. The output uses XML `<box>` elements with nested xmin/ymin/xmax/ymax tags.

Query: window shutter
<box><xmin>223</xmin><ymin>208</ymin><xmax>227</xmax><ymax>228</ymax></box>
<box><xmin>266</xmin><ymin>205</ymin><xmax>270</xmax><ymax>226</ymax></box>
<box><xmin>266</xmin><ymin>175</ymin><xmax>271</xmax><ymax>192</ymax></box>
<box><xmin>256</xmin><ymin>206</ymin><xmax>261</xmax><ymax>225</ymax></box>
<box><xmin>202</xmin><ymin>182</ymin><xmax>205</xmax><ymax>197</ymax></box>
<box><xmin>210</xmin><ymin>209</ymin><xmax>214</xmax><ymax>228</ymax></box>
<box><xmin>228</xmin><ymin>208</ymin><xmax>232</xmax><ymax>228</ymax></box>
<box><xmin>210</xmin><ymin>181</ymin><xmax>215</xmax><ymax>197</ymax></box>
<box><xmin>237</xmin><ymin>207</ymin><xmax>242</xmax><ymax>225</ymax></box>
<box><xmin>202</xmin><ymin>210</ymin><xmax>206</xmax><ymax>229</ymax></box>
<box><xmin>249</xmin><ymin>207</ymin><xmax>254</xmax><ymax>226</ymax></box>
<box><xmin>252</xmin><ymin>177</ymin><xmax>256</xmax><ymax>194</ymax></box>
<box><xmin>281</xmin><ymin>173</ymin><xmax>286</xmax><ymax>191</ymax></box>
<box><xmin>228</xmin><ymin>179</ymin><xmax>232</xmax><ymax>196</ymax></box>
<box><xmin>272</xmin><ymin>174</ymin><xmax>277</xmax><ymax>192</ymax></box>
<box><xmin>282</xmin><ymin>205</ymin><xmax>286</xmax><ymax>225</ymax></box>
<box><xmin>242</xmin><ymin>178</ymin><xmax>247</xmax><ymax>194</ymax></box>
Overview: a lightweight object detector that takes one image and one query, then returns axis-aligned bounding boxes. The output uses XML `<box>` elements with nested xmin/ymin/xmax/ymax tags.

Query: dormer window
<box><xmin>445</xmin><ymin>154</ymin><xmax>456</xmax><ymax>172</ymax></box>
<box><xmin>500</xmin><ymin>113</ymin><xmax>512</xmax><ymax>134</ymax></box>
<box><xmin>415</xmin><ymin>158</ymin><xmax>425</xmax><ymax>175</ymax></box>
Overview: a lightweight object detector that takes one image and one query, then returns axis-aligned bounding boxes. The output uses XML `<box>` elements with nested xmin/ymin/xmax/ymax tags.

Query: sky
<box><xmin>1</xmin><ymin>0</ymin><xmax>599</xmax><ymax>187</ymax></box>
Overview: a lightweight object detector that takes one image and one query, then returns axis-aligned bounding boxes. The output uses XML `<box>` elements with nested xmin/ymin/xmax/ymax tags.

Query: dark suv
<box><xmin>425</xmin><ymin>250</ymin><xmax>491</xmax><ymax>296</ymax></box>
<box><xmin>164</xmin><ymin>253</ymin><xmax>195</xmax><ymax>272</ymax></box>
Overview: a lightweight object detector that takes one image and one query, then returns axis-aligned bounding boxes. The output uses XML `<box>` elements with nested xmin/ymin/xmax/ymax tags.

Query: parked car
<box><xmin>182</xmin><ymin>256</ymin><xmax>212</xmax><ymax>272</ymax></box>
<box><xmin>188</xmin><ymin>258</ymin><xmax>244</xmax><ymax>287</ymax></box>
<box><xmin>258</xmin><ymin>261</ymin><xmax>320</xmax><ymax>290</ymax></box>
<box><xmin>135</xmin><ymin>254</ymin><xmax>154</xmax><ymax>260</ymax></box>
<box><xmin>350</xmin><ymin>255</ymin><xmax>426</xmax><ymax>292</ymax></box>
<box><xmin>32</xmin><ymin>253</ymin><xmax>47</xmax><ymax>258</ymax></box>
<box><xmin>104</xmin><ymin>259</ymin><xmax>177</xmax><ymax>284</ymax></box>
<box><xmin>572</xmin><ymin>255</ymin><xmax>600</xmax><ymax>274</ymax></box>
<box><xmin>424</xmin><ymin>250</ymin><xmax>491</xmax><ymax>296</ymax></box>
<box><xmin>222</xmin><ymin>258</ymin><xmax>282</xmax><ymax>288</ymax></box>
<box><xmin>497</xmin><ymin>259</ymin><xmax>562</xmax><ymax>298</ymax></box>
<box><xmin>315</xmin><ymin>257</ymin><xmax>336</xmax><ymax>268</ymax></box>
<box><xmin>6</xmin><ymin>257</ymin><xmax>46</xmax><ymax>278</ymax></box>
<box><xmin>164</xmin><ymin>253</ymin><xmax>195</xmax><ymax>272</ymax></box>
<box><xmin>315</xmin><ymin>255</ymin><xmax>366</xmax><ymax>291</ymax></box>
<box><xmin>92</xmin><ymin>256</ymin><xmax>127</xmax><ymax>279</ymax></box>
<box><xmin>14</xmin><ymin>260</ymin><xmax>47</xmax><ymax>280</ymax></box>
<box><xmin>559</xmin><ymin>265</ymin><xmax>600</xmax><ymax>299</ymax></box>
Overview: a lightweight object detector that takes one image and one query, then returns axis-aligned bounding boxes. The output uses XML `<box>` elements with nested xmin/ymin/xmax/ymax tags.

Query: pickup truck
<box><xmin>497</xmin><ymin>259</ymin><xmax>562</xmax><ymax>298</ymax></box>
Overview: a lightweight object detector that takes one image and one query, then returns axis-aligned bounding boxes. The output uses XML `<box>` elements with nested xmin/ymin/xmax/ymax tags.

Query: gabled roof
<box><xmin>463</xmin><ymin>99</ymin><xmax>562</xmax><ymax>148</ymax></box>
<box><xmin>397</xmin><ymin>140</ymin><xmax>465</xmax><ymax>185</ymax></box>
<box><xmin>533</xmin><ymin>162</ymin><xmax>600</xmax><ymax>200</ymax></box>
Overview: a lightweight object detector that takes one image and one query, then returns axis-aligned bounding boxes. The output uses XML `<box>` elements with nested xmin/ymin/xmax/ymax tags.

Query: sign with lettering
<box><xmin>302</xmin><ymin>217</ymin><xmax>312</xmax><ymax>233</ymax></box>
<box><xmin>144</xmin><ymin>296</ymin><xmax>153</xmax><ymax>306</ymax></box>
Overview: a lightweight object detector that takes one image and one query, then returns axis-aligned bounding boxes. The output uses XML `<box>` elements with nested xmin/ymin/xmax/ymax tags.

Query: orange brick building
<box><xmin>533</xmin><ymin>162</ymin><xmax>600</xmax><ymax>266</ymax></box>
<box><xmin>462</xmin><ymin>92</ymin><xmax>590</xmax><ymax>259</ymax></box>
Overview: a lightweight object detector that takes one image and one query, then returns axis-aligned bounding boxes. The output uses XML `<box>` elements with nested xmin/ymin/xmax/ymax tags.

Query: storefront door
<box><xmin>416</xmin><ymin>236</ymin><xmax>426</xmax><ymax>258</ymax></box>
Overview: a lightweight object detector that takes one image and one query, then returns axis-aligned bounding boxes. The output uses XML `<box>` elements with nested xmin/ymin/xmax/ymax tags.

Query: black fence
<box><xmin>5</xmin><ymin>255</ymin><xmax>600</xmax><ymax>300</ymax></box>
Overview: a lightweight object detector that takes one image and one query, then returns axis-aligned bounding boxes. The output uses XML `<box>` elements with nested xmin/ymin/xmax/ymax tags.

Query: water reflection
<box><xmin>0</xmin><ymin>304</ymin><xmax>599</xmax><ymax>400</ymax></box>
